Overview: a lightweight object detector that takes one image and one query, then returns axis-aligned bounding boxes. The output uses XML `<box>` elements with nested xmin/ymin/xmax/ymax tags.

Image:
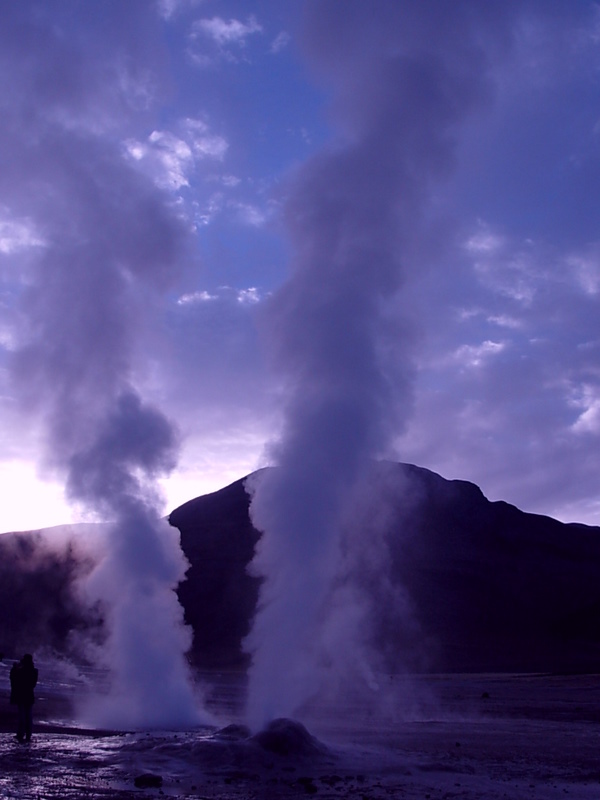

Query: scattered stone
<box><xmin>223</xmin><ymin>769</ymin><xmax>259</xmax><ymax>784</ymax></box>
<box><xmin>134</xmin><ymin>773</ymin><xmax>163</xmax><ymax>789</ymax></box>
<box><xmin>297</xmin><ymin>775</ymin><xmax>318</xmax><ymax>794</ymax></box>
<box><xmin>320</xmin><ymin>774</ymin><xmax>343</xmax><ymax>786</ymax></box>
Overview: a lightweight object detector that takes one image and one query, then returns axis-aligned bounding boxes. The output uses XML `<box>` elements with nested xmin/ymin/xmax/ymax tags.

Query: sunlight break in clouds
<box><xmin>0</xmin><ymin>461</ymin><xmax>77</xmax><ymax>533</ymax></box>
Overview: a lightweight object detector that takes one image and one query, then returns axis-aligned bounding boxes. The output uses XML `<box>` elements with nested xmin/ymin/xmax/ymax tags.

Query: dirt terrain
<box><xmin>1</xmin><ymin>661</ymin><xmax>600</xmax><ymax>799</ymax></box>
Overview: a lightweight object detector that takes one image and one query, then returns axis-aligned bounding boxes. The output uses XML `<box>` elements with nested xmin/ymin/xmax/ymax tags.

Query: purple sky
<box><xmin>1</xmin><ymin>0</ymin><xmax>600</xmax><ymax>531</ymax></box>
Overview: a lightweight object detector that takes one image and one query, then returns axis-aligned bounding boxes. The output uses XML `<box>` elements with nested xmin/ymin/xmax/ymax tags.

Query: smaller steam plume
<box><xmin>69</xmin><ymin>393</ymin><xmax>202</xmax><ymax>729</ymax></box>
<box><xmin>4</xmin><ymin>5</ymin><xmax>204</xmax><ymax>729</ymax></box>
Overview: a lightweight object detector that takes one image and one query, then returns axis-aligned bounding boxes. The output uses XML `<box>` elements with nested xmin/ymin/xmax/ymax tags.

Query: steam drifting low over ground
<box><xmin>2</xmin><ymin>659</ymin><xmax>600</xmax><ymax>800</ymax></box>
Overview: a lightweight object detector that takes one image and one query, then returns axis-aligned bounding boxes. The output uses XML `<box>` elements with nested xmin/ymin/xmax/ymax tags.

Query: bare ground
<box><xmin>1</xmin><ymin>666</ymin><xmax>600</xmax><ymax>799</ymax></box>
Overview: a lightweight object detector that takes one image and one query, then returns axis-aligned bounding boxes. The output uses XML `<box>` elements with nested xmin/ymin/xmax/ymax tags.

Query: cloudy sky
<box><xmin>1</xmin><ymin>0</ymin><xmax>600</xmax><ymax>532</ymax></box>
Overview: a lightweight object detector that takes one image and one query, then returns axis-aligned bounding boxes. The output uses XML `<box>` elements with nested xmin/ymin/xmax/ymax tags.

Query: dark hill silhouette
<box><xmin>1</xmin><ymin>462</ymin><xmax>600</xmax><ymax>673</ymax></box>
<box><xmin>169</xmin><ymin>462</ymin><xmax>600</xmax><ymax>673</ymax></box>
<box><xmin>0</xmin><ymin>526</ymin><xmax>102</xmax><ymax>657</ymax></box>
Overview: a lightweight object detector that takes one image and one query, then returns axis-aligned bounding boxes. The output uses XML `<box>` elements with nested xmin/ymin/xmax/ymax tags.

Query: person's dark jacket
<box><xmin>10</xmin><ymin>661</ymin><xmax>38</xmax><ymax>706</ymax></box>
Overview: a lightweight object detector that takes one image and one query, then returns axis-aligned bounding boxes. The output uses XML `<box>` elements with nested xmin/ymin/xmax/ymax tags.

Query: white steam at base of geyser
<box><xmin>244</xmin><ymin>464</ymin><xmax>391</xmax><ymax>731</ymax></box>
<box><xmin>55</xmin><ymin>389</ymin><xmax>211</xmax><ymax>732</ymax></box>
<box><xmin>244</xmin><ymin>463</ymin><xmax>426</xmax><ymax>732</ymax></box>
<box><xmin>77</xmin><ymin>514</ymin><xmax>209</xmax><ymax>731</ymax></box>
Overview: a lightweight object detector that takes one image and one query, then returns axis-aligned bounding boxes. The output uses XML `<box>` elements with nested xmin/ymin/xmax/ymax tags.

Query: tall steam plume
<box><xmin>3</xmin><ymin>4</ymin><xmax>202</xmax><ymax>727</ymax></box>
<box><xmin>245</xmin><ymin>0</ymin><xmax>519</xmax><ymax>729</ymax></box>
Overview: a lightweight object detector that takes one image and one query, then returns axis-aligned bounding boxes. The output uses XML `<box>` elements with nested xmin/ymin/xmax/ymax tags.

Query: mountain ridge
<box><xmin>1</xmin><ymin>461</ymin><xmax>599</xmax><ymax>674</ymax></box>
<box><xmin>169</xmin><ymin>461</ymin><xmax>600</xmax><ymax>673</ymax></box>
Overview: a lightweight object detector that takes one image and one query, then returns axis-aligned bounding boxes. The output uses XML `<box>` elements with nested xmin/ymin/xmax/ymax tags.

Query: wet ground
<box><xmin>1</xmin><ymin>663</ymin><xmax>600</xmax><ymax>798</ymax></box>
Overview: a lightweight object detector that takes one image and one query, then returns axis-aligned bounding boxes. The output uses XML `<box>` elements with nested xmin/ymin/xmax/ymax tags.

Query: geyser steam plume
<box><xmin>3</xmin><ymin>4</ymin><xmax>202</xmax><ymax>728</ymax></box>
<box><xmin>244</xmin><ymin>0</ymin><xmax>519</xmax><ymax>729</ymax></box>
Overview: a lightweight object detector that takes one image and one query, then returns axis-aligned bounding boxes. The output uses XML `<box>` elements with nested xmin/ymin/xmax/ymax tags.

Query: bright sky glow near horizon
<box><xmin>1</xmin><ymin>0</ymin><xmax>600</xmax><ymax>533</ymax></box>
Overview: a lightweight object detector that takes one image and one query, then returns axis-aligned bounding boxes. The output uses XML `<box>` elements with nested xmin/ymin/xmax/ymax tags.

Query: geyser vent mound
<box><xmin>251</xmin><ymin>718</ymin><xmax>328</xmax><ymax>757</ymax></box>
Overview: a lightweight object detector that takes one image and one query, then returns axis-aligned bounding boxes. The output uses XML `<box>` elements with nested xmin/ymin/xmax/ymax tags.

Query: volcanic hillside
<box><xmin>1</xmin><ymin>462</ymin><xmax>600</xmax><ymax>673</ymax></box>
<box><xmin>170</xmin><ymin>461</ymin><xmax>600</xmax><ymax>673</ymax></box>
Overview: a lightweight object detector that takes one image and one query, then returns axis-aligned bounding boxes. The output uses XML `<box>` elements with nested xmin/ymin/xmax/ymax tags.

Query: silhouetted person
<box><xmin>10</xmin><ymin>654</ymin><xmax>38</xmax><ymax>743</ymax></box>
